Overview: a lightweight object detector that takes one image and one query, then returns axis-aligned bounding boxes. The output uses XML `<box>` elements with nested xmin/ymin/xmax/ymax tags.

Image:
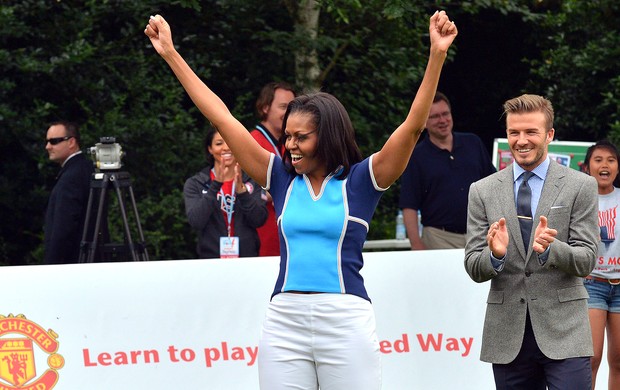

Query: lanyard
<box><xmin>211</xmin><ymin>169</ymin><xmax>236</xmax><ymax>237</ymax></box>
<box><xmin>255</xmin><ymin>125</ymin><xmax>281</xmax><ymax>158</ymax></box>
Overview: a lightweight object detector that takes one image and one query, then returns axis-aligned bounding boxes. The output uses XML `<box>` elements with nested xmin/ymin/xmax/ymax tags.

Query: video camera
<box><xmin>89</xmin><ymin>137</ymin><xmax>124</xmax><ymax>170</ymax></box>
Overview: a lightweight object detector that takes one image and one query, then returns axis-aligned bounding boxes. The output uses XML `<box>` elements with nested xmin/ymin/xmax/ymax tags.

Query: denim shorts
<box><xmin>584</xmin><ymin>277</ymin><xmax>620</xmax><ymax>312</ymax></box>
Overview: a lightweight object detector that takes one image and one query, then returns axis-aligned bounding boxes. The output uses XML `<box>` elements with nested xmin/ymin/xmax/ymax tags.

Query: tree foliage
<box><xmin>2</xmin><ymin>0</ymin><xmax>617</xmax><ymax>265</ymax></box>
<box><xmin>1</xmin><ymin>0</ymin><xmax>206</xmax><ymax>264</ymax></box>
<box><xmin>527</xmin><ymin>0</ymin><xmax>620</xmax><ymax>142</ymax></box>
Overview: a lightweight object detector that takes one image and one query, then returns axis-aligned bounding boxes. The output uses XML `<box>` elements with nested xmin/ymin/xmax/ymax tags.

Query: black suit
<box><xmin>44</xmin><ymin>152</ymin><xmax>94</xmax><ymax>264</ymax></box>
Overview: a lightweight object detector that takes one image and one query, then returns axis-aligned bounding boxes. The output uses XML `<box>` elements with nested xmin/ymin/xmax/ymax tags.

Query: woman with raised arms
<box><xmin>145</xmin><ymin>11</ymin><xmax>456</xmax><ymax>390</ymax></box>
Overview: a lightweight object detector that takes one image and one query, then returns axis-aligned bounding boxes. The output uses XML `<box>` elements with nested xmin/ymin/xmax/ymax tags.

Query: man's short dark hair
<box><xmin>433</xmin><ymin>91</ymin><xmax>451</xmax><ymax>110</ymax></box>
<box><xmin>49</xmin><ymin>120</ymin><xmax>82</xmax><ymax>147</ymax></box>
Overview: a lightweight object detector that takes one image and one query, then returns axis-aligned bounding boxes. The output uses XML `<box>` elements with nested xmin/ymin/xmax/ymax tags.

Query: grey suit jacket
<box><xmin>464</xmin><ymin>160</ymin><xmax>599</xmax><ymax>364</ymax></box>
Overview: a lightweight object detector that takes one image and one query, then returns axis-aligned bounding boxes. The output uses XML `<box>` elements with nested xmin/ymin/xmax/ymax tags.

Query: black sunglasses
<box><xmin>46</xmin><ymin>136</ymin><xmax>73</xmax><ymax>145</ymax></box>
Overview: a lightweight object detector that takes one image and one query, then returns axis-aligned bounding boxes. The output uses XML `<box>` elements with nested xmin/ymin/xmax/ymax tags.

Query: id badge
<box><xmin>220</xmin><ymin>236</ymin><xmax>239</xmax><ymax>258</ymax></box>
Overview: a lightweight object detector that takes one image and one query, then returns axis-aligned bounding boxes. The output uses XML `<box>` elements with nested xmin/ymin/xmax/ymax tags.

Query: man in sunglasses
<box><xmin>44</xmin><ymin>121</ymin><xmax>94</xmax><ymax>264</ymax></box>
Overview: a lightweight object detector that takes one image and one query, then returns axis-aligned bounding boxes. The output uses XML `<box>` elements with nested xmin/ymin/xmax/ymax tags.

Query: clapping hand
<box><xmin>533</xmin><ymin>216</ymin><xmax>557</xmax><ymax>254</ymax></box>
<box><xmin>234</xmin><ymin>164</ymin><xmax>247</xmax><ymax>194</ymax></box>
<box><xmin>487</xmin><ymin>218</ymin><xmax>509</xmax><ymax>258</ymax></box>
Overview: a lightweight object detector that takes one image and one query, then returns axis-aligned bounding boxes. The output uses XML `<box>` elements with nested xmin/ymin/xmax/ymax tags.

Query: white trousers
<box><xmin>258</xmin><ymin>293</ymin><xmax>382</xmax><ymax>390</ymax></box>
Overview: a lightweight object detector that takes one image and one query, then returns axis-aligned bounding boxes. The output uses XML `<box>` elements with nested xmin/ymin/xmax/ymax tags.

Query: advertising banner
<box><xmin>492</xmin><ymin>138</ymin><xmax>593</xmax><ymax>171</ymax></box>
<box><xmin>1</xmin><ymin>250</ymin><xmax>608</xmax><ymax>389</ymax></box>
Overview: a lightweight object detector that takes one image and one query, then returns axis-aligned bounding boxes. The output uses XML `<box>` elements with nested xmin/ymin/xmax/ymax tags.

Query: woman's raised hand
<box><xmin>144</xmin><ymin>15</ymin><xmax>175</xmax><ymax>58</ymax></box>
<box><xmin>429</xmin><ymin>11</ymin><xmax>458</xmax><ymax>53</ymax></box>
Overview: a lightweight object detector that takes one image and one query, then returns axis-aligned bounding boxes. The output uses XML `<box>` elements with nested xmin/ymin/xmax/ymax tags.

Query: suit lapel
<box><xmin>56</xmin><ymin>165</ymin><xmax>67</xmax><ymax>181</ymax></box>
<box><xmin>525</xmin><ymin>160</ymin><xmax>563</xmax><ymax>262</ymax></box>
<box><xmin>535</xmin><ymin>160</ymin><xmax>564</xmax><ymax>223</ymax></box>
<box><xmin>56</xmin><ymin>153</ymin><xmax>79</xmax><ymax>180</ymax></box>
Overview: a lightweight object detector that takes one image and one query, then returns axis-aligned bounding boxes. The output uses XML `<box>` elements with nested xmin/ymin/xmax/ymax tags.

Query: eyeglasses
<box><xmin>46</xmin><ymin>136</ymin><xmax>73</xmax><ymax>145</ymax></box>
<box><xmin>428</xmin><ymin>111</ymin><xmax>451</xmax><ymax>121</ymax></box>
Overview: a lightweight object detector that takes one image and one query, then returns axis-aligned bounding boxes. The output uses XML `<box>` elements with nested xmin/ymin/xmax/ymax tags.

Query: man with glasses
<box><xmin>44</xmin><ymin>121</ymin><xmax>94</xmax><ymax>264</ymax></box>
<box><xmin>399</xmin><ymin>92</ymin><xmax>496</xmax><ymax>249</ymax></box>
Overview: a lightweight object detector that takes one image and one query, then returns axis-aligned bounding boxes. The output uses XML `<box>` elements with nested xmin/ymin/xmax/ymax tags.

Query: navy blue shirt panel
<box><xmin>398</xmin><ymin>132</ymin><xmax>495</xmax><ymax>233</ymax></box>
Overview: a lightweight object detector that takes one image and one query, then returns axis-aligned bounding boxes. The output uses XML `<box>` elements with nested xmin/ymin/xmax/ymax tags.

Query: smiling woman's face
<box><xmin>209</xmin><ymin>132</ymin><xmax>236</xmax><ymax>168</ymax></box>
<box><xmin>284</xmin><ymin>113</ymin><xmax>325</xmax><ymax>180</ymax></box>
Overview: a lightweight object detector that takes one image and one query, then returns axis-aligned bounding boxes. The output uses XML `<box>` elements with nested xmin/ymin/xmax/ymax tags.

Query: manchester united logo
<box><xmin>0</xmin><ymin>314</ymin><xmax>63</xmax><ymax>389</ymax></box>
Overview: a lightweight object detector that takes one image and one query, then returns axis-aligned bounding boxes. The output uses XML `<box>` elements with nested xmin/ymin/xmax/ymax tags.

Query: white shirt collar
<box><xmin>61</xmin><ymin>150</ymin><xmax>83</xmax><ymax>167</ymax></box>
<box><xmin>513</xmin><ymin>155</ymin><xmax>550</xmax><ymax>182</ymax></box>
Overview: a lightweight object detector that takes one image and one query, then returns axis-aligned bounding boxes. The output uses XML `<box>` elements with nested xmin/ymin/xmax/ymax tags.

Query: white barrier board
<box><xmin>0</xmin><ymin>249</ymin><xmax>607</xmax><ymax>389</ymax></box>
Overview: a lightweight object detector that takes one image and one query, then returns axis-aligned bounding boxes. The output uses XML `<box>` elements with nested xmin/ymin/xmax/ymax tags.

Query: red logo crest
<box><xmin>0</xmin><ymin>314</ymin><xmax>63</xmax><ymax>389</ymax></box>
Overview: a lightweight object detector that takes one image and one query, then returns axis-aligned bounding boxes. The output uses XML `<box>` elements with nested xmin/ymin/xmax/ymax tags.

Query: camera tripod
<box><xmin>79</xmin><ymin>170</ymin><xmax>149</xmax><ymax>262</ymax></box>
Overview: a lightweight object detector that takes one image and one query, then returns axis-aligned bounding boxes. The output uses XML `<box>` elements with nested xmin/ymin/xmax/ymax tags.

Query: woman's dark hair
<box><xmin>203</xmin><ymin>127</ymin><xmax>218</xmax><ymax>167</ymax></box>
<box><xmin>583</xmin><ymin>139</ymin><xmax>620</xmax><ymax>187</ymax></box>
<box><xmin>281</xmin><ymin>92</ymin><xmax>362</xmax><ymax>179</ymax></box>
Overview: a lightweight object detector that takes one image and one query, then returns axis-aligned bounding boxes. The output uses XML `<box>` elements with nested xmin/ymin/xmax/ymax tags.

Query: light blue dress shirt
<box><xmin>491</xmin><ymin>157</ymin><xmax>552</xmax><ymax>270</ymax></box>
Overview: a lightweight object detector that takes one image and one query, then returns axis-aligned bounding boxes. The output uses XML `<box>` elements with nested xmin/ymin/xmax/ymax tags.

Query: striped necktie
<box><xmin>517</xmin><ymin>171</ymin><xmax>534</xmax><ymax>250</ymax></box>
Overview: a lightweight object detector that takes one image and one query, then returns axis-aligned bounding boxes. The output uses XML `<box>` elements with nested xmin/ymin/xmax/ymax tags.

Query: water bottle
<box><xmin>417</xmin><ymin>210</ymin><xmax>423</xmax><ymax>237</ymax></box>
<box><xmin>395</xmin><ymin>210</ymin><xmax>406</xmax><ymax>240</ymax></box>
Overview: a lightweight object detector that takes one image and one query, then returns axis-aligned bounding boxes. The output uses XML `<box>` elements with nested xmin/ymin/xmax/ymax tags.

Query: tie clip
<box><xmin>517</xmin><ymin>215</ymin><xmax>533</xmax><ymax>220</ymax></box>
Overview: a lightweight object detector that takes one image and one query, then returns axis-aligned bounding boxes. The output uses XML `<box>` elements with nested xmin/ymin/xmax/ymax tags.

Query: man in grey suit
<box><xmin>465</xmin><ymin>94</ymin><xmax>599</xmax><ymax>389</ymax></box>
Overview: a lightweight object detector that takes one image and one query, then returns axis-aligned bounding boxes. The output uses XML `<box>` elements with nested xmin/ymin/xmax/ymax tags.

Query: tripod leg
<box><xmin>112</xmin><ymin>175</ymin><xmax>138</xmax><ymax>261</ymax></box>
<box><xmin>88</xmin><ymin>175</ymin><xmax>109</xmax><ymax>263</ymax></box>
<box><xmin>128</xmin><ymin>185</ymin><xmax>149</xmax><ymax>261</ymax></box>
<box><xmin>79</xmin><ymin>186</ymin><xmax>96</xmax><ymax>263</ymax></box>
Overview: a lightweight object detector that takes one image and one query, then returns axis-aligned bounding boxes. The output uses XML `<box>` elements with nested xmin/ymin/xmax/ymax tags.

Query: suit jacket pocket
<box><xmin>487</xmin><ymin>290</ymin><xmax>504</xmax><ymax>304</ymax></box>
<box><xmin>546</xmin><ymin>206</ymin><xmax>570</xmax><ymax>228</ymax></box>
<box><xmin>557</xmin><ymin>285</ymin><xmax>589</xmax><ymax>302</ymax></box>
